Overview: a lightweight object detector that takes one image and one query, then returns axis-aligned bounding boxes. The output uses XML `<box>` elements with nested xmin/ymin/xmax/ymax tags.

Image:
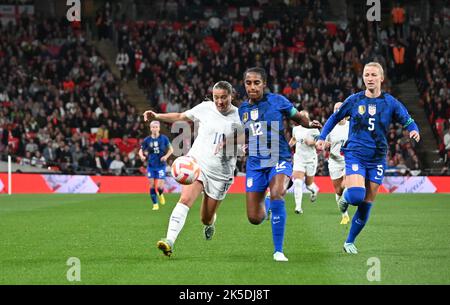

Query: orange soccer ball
<box><xmin>170</xmin><ymin>156</ymin><xmax>200</xmax><ymax>185</ymax></box>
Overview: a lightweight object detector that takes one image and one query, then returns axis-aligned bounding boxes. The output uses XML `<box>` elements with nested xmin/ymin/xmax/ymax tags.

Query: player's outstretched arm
<box><xmin>143</xmin><ymin>110</ymin><xmax>191</xmax><ymax>123</ymax></box>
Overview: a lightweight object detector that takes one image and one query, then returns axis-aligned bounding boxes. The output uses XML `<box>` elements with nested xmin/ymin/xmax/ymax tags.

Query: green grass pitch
<box><xmin>0</xmin><ymin>193</ymin><xmax>449</xmax><ymax>284</ymax></box>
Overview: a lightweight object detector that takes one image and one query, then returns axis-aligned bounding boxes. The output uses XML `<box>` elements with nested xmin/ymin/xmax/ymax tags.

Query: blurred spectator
<box><xmin>109</xmin><ymin>154</ymin><xmax>125</xmax><ymax>175</ymax></box>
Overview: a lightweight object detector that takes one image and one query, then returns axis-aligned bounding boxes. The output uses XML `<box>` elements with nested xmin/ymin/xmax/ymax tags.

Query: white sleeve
<box><xmin>184</xmin><ymin>102</ymin><xmax>207</xmax><ymax>122</ymax></box>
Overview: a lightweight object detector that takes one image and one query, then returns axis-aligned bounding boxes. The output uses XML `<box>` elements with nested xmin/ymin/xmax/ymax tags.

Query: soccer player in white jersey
<box><xmin>289</xmin><ymin>110</ymin><xmax>320</xmax><ymax>214</ymax></box>
<box><xmin>325</xmin><ymin>102</ymin><xmax>350</xmax><ymax>225</ymax></box>
<box><xmin>143</xmin><ymin>81</ymin><xmax>241</xmax><ymax>257</ymax></box>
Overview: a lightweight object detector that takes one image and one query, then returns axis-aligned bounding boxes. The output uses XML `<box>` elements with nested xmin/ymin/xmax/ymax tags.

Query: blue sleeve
<box><xmin>319</xmin><ymin>95</ymin><xmax>354</xmax><ymax>140</ymax></box>
<box><xmin>392</xmin><ymin>97</ymin><xmax>419</xmax><ymax>133</ymax></box>
<box><xmin>278</xmin><ymin>95</ymin><xmax>295</xmax><ymax>117</ymax></box>
<box><xmin>141</xmin><ymin>138</ymin><xmax>148</xmax><ymax>150</ymax></box>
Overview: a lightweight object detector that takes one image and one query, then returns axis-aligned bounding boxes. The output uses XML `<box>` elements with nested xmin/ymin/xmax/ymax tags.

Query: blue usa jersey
<box><xmin>319</xmin><ymin>91</ymin><xmax>419</xmax><ymax>163</ymax></box>
<box><xmin>239</xmin><ymin>93</ymin><xmax>297</xmax><ymax>170</ymax></box>
<box><xmin>141</xmin><ymin>135</ymin><xmax>171</xmax><ymax>168</ymax></box>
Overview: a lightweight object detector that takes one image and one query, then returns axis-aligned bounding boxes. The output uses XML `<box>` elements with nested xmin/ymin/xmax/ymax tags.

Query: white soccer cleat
<box><xmin>343</xmin><ymin>242</ymin><xmax>358</xmax><ymax>254</ymax></box>
<box><xmin>273</xmin><ymin>251</ymin><xmax>289</xmax><ymax>262</ymax></box>
<box><xmin>310</xmin><ymin>188</ymin><xmax>318</xmax><ymax>203</ymax></box>
<box><xmin>294</xmin><ymin>208</ymin><xmax>303</xmax><ymax>215</ymax></box>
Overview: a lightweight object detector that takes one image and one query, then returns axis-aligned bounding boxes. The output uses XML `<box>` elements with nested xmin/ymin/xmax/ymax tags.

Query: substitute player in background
<box><xmin>239</xmin><ymin>67</ymin><xmax>321</xmax><ymax>261</ymax></box>
<box><xmin>139</xmin><ymin>121</ymin><xmax>173</xmax><ymax>210</ymax></box>
<box><xmin>324</xmin><ymin>102</ymin><xmax>350</xmax><ymax>225</ymax></box>
<box><xmin>316</xmin><ymin>62</ymin><xmax>420</xmax><ymax>254</ymax></box>
<box><xmin>289</xmin><ymin>111</ymin><xmax>320</xmax><ymax>215</ymax></box>
<box><xmin>143</xmin><ymin>81</ymin><xmax>241</xmax><ymax>257</ymax></box>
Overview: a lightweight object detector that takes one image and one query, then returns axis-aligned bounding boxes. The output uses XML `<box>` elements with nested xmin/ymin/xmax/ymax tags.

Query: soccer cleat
<box><xmin>338</xmin><ymin>196</ymin><xmax>349</xmax><ymax>214</ymax></box>
<box><xmin>152</xmin><ymin>204</ymin><xmax>159</xmax><ymax>211</ymax></box>
<box><xmin>343</xmin><ymin>242</ymin><xmax>358</xmax><ymax>254</ymax></box>
<box><xmin>158</xmin><ymin>194</ymin><xmax>166</xmax><ymax>205</ymax></box>
<box><xmin>204</xmin><ymin>213</ymin><xmax>217</xmax><ymax>240</ymax></box>
<box><xmin>157</xmin><ymin>239</ymin><xmax>173</xmax><ymax>257</ymax></box>
<box><xmin>294</xmin><ymin>208</ymin><xmax>303</xmax><ymax>215</ymax></box>
<box><xmin>204</xmin><ymin>224</ymin><xmax>215</xmax><ymax>240</ymax></box>
<box><xmin>310</xmin><ymin>188</ymin><xmax>318</xmax><ymax>203</ymax></box>
<box><xmin>340</xmin><ymin>214</ymin><xmax>350</xmax><ymax>225</ymax></box>
<box><xmin>273</xmin><ymin>251</ymin><xmax>289</xmax><ymax>262</ymax></box>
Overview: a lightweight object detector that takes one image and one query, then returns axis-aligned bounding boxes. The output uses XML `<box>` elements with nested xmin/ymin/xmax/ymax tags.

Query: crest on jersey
<box><xmin>250</xmin><ymin>109</ymin><xmax>259</xmax><ymax>121</ymax></box>
<box><xmin>242</xmin><ymin>112</ymin><xmax>249</xmax><ymax>123</ymax></box>
<box><xmin>368</xmin><ymin>104</ymin><xmax>376</xmax><ymax>116</ymax></box>
<box><xmin>247</xmin><ymin>177</ymin><xmax>253</xmax><ymax>188</ymax></box>
<box><xmin>352</xmin><ymin>164</ymin><xmax>359</xmax><ymax>171</ymax></box>
<box><xmin>358</xmin><ymin>105</ymin><xmax>366</xmax><ymax>115</ymax></box>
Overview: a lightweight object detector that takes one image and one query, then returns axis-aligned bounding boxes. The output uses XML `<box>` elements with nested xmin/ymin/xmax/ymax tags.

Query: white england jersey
<box><xmin>326</xmin><ymin>121</ymin><xmax>349</xmax><ymax>162</ymax></box>
<box><xmin>292</xmin><ymin>126</ymin><xmax>320</xmax><ymax>163</ymax></box>
<box><xmin>185</xmin><ymin>101</ymin><xmax>241</xmax><ymax>181</ymax></box>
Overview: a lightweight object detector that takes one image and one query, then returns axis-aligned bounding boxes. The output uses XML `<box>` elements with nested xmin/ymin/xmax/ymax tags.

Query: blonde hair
<box><xmin>364</xmin><ymin>62</ymin><xmax>384</xmax><ymax>78</ymax></box>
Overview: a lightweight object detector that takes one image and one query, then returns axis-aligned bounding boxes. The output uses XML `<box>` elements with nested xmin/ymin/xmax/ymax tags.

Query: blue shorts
<box><xmin>246</xmin><ymin>161</ymin><xmax>293</xmax><ymax>192</ymax></box>
<box><xmin>147</xmin><ymin>166</ymin><xmax>166</xmax><ymax>179</ymax></box>
<box><xmin>344</xmin><ymin>152</ymin><xmax>386</xmax><ymax>185</ymax></box>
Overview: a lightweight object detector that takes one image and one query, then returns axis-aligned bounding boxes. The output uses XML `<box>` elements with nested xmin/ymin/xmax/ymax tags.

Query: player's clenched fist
<box><xmin>409</xmin><ymin>130</ymin><xmax>420</xmax><ymax>142</ymax></box>
<box><xmin>315</xmin><ymin>139</ymin><xmax>326</xmax><ymax>151</ymax></box>
<box><xmin>143</xmin><ymin>110</ymin><xmax>159</xmax><ymax>122</ymax></box>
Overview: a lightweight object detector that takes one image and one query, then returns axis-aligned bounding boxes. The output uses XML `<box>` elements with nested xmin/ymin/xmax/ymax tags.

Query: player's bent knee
<box><xmin>345</xmin><ymin>187</ymin><xmax>366</xmax><ymax>205</ymax></box>
<box><xmin>248</xmin><ymin>216</ymin><xmax>264</xmax><ymax>225</ymax></box>
<box><xmin>269</xmin><ymin>189</ymin><xmax>286</xmax><ymax>200</ymax></box>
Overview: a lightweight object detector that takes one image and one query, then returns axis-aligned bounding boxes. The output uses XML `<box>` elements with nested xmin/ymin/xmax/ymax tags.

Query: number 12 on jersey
<box><xmin>250</xmin><ymin>122</ymin><xmax>263</xmax><ymax>136</ymax></box>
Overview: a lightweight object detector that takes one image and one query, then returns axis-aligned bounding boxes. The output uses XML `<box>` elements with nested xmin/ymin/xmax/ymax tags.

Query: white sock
<box><xmin>166</xmin><ymin>203</ymin><xmax>190</xmax><ymax>244</ymax></box>
<box><xmin>293</xmin><ymin>179</ymin><xmax>304</xmax><ymax>210</ymax></box>
<box><xmin>306</xmin><ymin>182</ymin><xmax>318</xmax><ymax>193</ymax></box>
<box><xmin>336</xmin><ymin>193</ymin><xmax>349</xmax><ymax>217</ymax></box>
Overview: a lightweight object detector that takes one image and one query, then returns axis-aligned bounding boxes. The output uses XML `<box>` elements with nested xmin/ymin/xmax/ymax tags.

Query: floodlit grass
<box><xmin>0</xmin><ymin>193</ymin><xmax>449</xmax><ymax>284</ymax></box>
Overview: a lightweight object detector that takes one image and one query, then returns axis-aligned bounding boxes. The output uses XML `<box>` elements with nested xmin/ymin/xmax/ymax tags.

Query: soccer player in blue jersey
<box><xmin>139</xmin><ymin>121</ymin><xmax>173</xmax><ymax>210</ymax></box>
<box><xmin>239</xmin><ymin>67</ymin><xmax>322</xmax><ymax>261</ymax></box>
<box><xmin>316</xmin><ymin>62</ymin><xmax>421</xmax><ymax>254</ymax></box>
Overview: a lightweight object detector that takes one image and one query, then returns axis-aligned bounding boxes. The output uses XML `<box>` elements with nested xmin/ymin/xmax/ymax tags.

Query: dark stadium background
<box><xmin>0</xmin><ymin>0</ymin><xmax>448</xmax><ymax>180</ymax></box>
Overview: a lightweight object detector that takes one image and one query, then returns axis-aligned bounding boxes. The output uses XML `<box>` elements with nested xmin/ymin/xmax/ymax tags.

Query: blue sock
<box><xmin>157</xmin><ymin>188</ymin><xmax>164</xmax><ymax>196</ymax></box>
<box><xmin>270</xmin><ymin>199</ymin><xmax>286</xmax><ymax>253</ymax></box>
<box><xmin>346</xmin><ymin>202</ymin><xmax>373</xmax><ymax>243</ymax></box>
<box><xmin>150</xmin><ymin>188</ymin><xmax>158</xmax><ymax>204</ymax></box>
<box><xmin>264</xmin><ymin>196</ymin><xmax>271</xmax><ymax>218</ymax></box>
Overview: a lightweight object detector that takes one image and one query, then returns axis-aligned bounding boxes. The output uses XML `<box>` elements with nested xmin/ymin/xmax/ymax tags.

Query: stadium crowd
<box><xmin>0</xmin><ymin>15</ymin><xmax>147</xmax><ymax>175</ymax></box>
<box><xmin>0</xmin><ymin>0</ymin><xmax>441</xmax><ymax>177</ymax></box>
<box><xmin>413</xmin><ymin>27</ymin><xmax>449</xmax><ymax>174</ymax></box>
<box><xmin>113</xmin><ymin>1</ymin><xmax>422</xmax><ymax>176</ymax></box>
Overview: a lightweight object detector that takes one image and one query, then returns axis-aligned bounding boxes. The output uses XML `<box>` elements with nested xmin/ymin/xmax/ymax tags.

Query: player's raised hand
<box><xmin>409</xmin><ymin>130</ymin><xmax>420</xmax><ymax>142</ymax></box>
<box><xmin>143</xmin><ymin>110</ymin><xmax>158</xmax><ymax>122</ymax></box>
<box><xmin>315</xmin><ymin>139</ymin><xmax>326</xmax><ymax>151</ymax></box>
<box><xmin>309</xmin><ymin>120</ymin><xmax>322</xmax><ymax>128</ymax></box>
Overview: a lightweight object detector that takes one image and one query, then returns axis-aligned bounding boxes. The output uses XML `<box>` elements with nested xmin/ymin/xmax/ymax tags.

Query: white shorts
<box><xmin>293</xmin><ymin>155</ymin><xmax>317</xmax><ymax>177</ymax></box>
<box><xmin>328</xmin><ymin>158</ymin><xmax>345</xmax><ymax>180</ymax></box>
<box><xmin>197</xmin><ymin>170</ymin><xmax>233</xmax><ymax>201</ymax></box>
